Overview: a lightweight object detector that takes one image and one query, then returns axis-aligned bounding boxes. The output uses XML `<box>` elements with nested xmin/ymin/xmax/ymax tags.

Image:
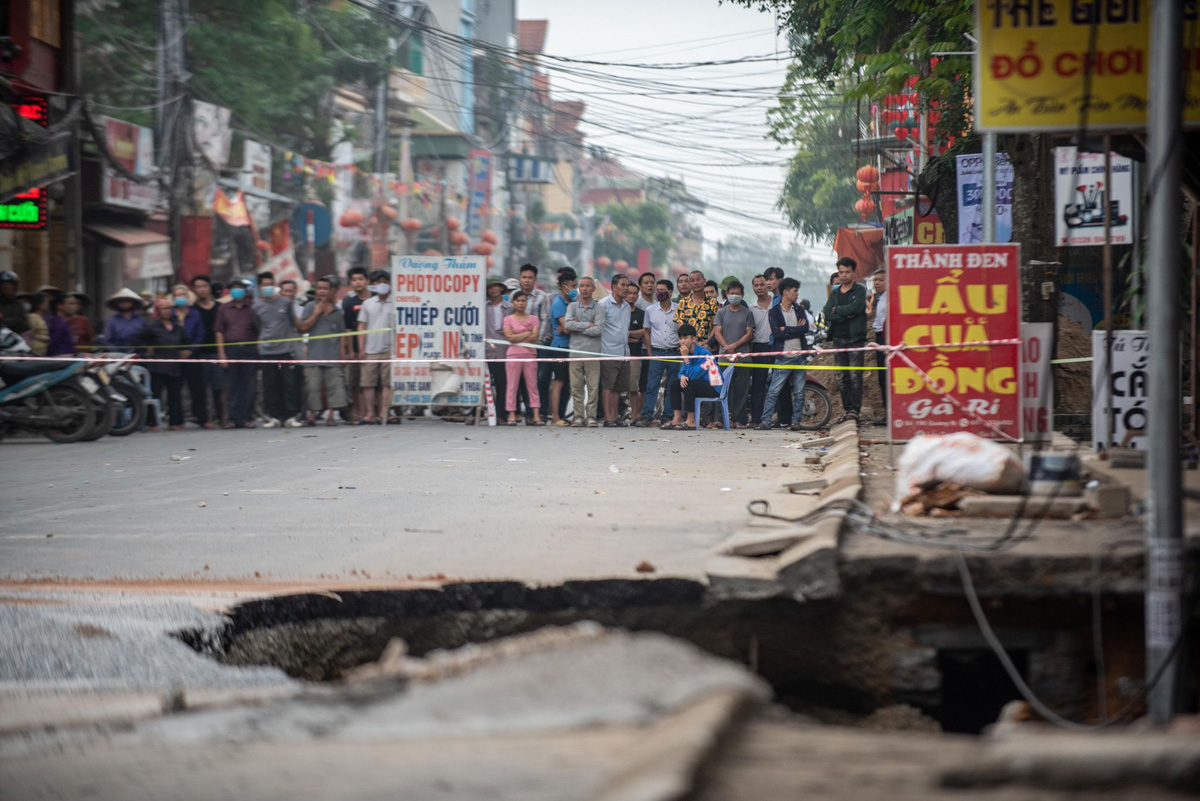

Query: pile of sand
<box><xmin>1054</xmin><ymin>314</ymin><xmax>1093</xmax><ymax>415</ymax></box>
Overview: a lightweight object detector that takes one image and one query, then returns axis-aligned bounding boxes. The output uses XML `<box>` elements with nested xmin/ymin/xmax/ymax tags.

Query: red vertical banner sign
<box><xmin>887</xmin><ymin>244</ymin><xmax>1022</xmax><ymax>440</ymax></box>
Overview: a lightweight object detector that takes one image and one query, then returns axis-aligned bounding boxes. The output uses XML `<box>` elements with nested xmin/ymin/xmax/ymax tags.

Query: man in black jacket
<box><xmin>759</xmin><ymin>278</ymin><xmax>811</xmax><ymax>431</ymax></box>
<box><xmin>822</xmin><ymin>257</ymin><xmax>868</xmax><ymax>423</ymax></box>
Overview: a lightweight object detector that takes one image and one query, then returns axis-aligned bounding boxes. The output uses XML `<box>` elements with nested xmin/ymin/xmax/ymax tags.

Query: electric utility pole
<box><xmin>1145</xmin><ymin>0</ymin><xmax>1185</xmax><ymax>726</ymax></box>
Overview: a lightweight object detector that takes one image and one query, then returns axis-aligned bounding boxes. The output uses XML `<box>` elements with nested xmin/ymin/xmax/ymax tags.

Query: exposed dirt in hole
<box><xmin>177</xmin><ymin>575</ymin><xmax>1170</xmax><ymax>733</ymax></box>
<box><xmin>178</xmin><ymin>578</ymin><xmax>909</xmax><ymax>717</ymax></box>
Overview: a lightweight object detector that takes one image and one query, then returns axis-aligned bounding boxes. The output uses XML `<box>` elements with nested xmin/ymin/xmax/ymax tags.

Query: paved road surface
<box><xmin>2</xmin><ymin>421</ymin><xmax>815</xmax><ymax>584</ymax></box>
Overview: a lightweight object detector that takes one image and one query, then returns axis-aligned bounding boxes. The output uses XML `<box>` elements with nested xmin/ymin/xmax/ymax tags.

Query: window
<box><xmin>31</xmin><ymin>0</ymin><xmax>61</xmax><ymax>48</ymax></box>
<box><xmin>400</xmin><ymin>31</ymin><xmax>424</xmax><ymax>75</ymax></box>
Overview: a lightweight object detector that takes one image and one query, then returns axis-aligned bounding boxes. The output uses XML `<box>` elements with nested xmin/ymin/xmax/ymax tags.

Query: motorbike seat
<box><xmin>0</xmin><ymin>359</ymin><xmax>79</xmax><ymax>384</ymax></box>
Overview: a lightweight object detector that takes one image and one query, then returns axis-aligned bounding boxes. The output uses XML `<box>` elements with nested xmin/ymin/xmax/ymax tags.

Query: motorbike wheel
<box><xmin>107</xmin><ymin>377</ymin><xmax>146</xmax><ymax>437</ymax></box>
<box><xmin>81</xmin><ymin>394</ymin><xmax>116</xmax><ymax>441</ymax></box>
<box><xmin>39</xmin><ymin>383</ymin><xmax>96</xmax><ymax>443</ymax></box>
<box><xmin>797</xmin><ymin>381</ymin><xmax>833</xmax><ymax>430</ymax></box>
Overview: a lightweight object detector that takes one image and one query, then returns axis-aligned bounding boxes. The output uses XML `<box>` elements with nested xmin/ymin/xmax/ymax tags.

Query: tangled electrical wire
<box><xmin>746</xmin><ymin>491</ymin><xmax>1194</xmax><ymax>730</ymax></box>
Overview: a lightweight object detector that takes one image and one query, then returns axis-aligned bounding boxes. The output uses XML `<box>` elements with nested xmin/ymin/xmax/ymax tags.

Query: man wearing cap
<box><xmin>216</xmin><ymin>279</ymin><xmax>261</xmax><ymax>429</ymax></box>
<box><xmin>102</xmin><ymin>288</ymin><xmax>149</xmax><ymax>352</ymax></box>
<box><xmin>484</xmin><ymin>278</ymin><xmax>512</xmax><ymax>421</ymax></box>
<box><xmin>357</xmin><ymin>269</ymin><xmax>397</xmax><ymax>425</ymax></box>
<box><xmin>0</xmin><ymin>272</ymin><xmax>28</xmax><ymax>334</ymax></box>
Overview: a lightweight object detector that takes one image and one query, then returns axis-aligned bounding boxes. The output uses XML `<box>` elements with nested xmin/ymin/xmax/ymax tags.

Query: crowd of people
<box><xmin>484</xmin><ymin>258</ymin><xmax>885</xmax><ymax>430</ymax></box>
<box><xmin>0</xmin><ymin>256</ymin><xmax>889</xmax><ymax>432</ymax></box>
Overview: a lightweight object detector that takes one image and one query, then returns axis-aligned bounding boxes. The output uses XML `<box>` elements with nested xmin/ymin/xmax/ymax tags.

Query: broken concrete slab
<box><xmin>707</xmin><ymin>419</ymin><xmax>863</xmax><ymax>602</ymax></box>
<box><xmin>787</xmin><ymin>477</ymin><xmax>828</xmax><ymax>494</ymax></box>
<box><xmin>793</xmin><ymin>436</ymin><xmax>834</xmax><ymax>448</ymax></box>
<box><xmin>1084</xmin><ymin>484</ymin><xmax>1131</xmax><ymax>517</ymax></box>
<box><xmin>0</xmin><ymin>630</ymin><xmax>771</xmax><ymax>801</ymax></box>
<box><xmin>957</xmin><ymin>496</ymin><xmax>1090</xmax><ymax>518</ymax></box>
<box><xmin>941</xmin><ymin>728</ymin><xmax>1200</xmax><ymax>793</ymax></box>
<box><xmin>705</xmin><ymin>555</ymin><xmax>789</xmax><ymax>601</ymax></box>
<box><xmin>0</xmin><ymin>690</ymin><xmax>169</xmax><ymax>734</ymax></box>
<box><xmin>775</xmin><ymin>514</ymin><xmax>844</xmax><ymax>602</ymax></box>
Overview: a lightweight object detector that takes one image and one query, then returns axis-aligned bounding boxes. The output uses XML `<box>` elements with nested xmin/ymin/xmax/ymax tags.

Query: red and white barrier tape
<box><xmin>0</xmin><ymin>338</ymin><xmax>1022</xmax><ymax>365</ymax></box>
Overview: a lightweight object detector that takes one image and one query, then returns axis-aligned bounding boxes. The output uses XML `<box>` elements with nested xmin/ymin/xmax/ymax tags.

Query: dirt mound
<box><xmin>1054</xmin><ymin>315</ymin><xmax>1093</xmax><ymax>414</ymax></box>
<box><xmin>807</xmin><ymin>348</ymin><xmax>885</xmax><ymax>421</ymax></box>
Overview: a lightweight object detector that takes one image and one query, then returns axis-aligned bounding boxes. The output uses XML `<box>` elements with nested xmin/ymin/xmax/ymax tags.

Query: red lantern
<box><xmin>339</xmin><ymin>209</ymin><xmax>364</xmax><ymax>228</ymax></box>
<box><xmin>481</xmin><ymin>229</ymin><xmax>498</xmax><ymax>245</ymax></box>
<box><xmin>400</xmin><ymin>217</ymin><xmax>423</xmax><ymax>232</ymax></box>
<box><xmin>856</xmin><ymin>165</ymin><xmax>879</xmax><ymax>184</ymax></box>
<box><xmin>380</xmin><ymin>206</ymin><xmax>398</xmax><ymax>220</ymax></box>
<box><xmin>854</xmin><ymin>197</ymin><xmax>877</xmax><ymax>217</ymax></box>
<box><xmin>895</xmin><ymin>127</ymin><xmax>909</xmax><ymax>140</ymax></box>
<box><xmin>614</xmin><ymin>259</ymin><xmax>629</xmax><ymax>272</ymax></box>
<box><xmin>596</xmin><ymin>256</ymin><xmax>612</xmax><ymax>269</ymax></box>
<box><xmin>445</xmin><ymin>217</ymin><xmax>461</xmax><ymax>231</ymax></box>
<box><xmin>856</xmin><ymin>180</ymin><xmax>872</xmax><ymax>195</ymax></box>
<box><xmin>450</xmin><ymin>230</ymin><xmax>469</xmax><ymax>246</ymax></box>
<box><xmin>472</xmin><ymin>242</ymin><xmax>494</xmax><ymax>256</ymax></box>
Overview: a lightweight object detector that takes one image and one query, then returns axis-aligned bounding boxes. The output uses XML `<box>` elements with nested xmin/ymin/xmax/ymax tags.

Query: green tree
<box><xmin>595</xmin><ymin>202</ymin><xmax>675</xmax><ymax>268</ymax></box>
<box><xmin>731</xmin><ymin>0</ymin><xmax>974</xmax><ymax>146</ymax></box>
<box><xmin>78</xmin><ymin>0</ymin><xmax>388</xmax><ymax>156</ymax></box>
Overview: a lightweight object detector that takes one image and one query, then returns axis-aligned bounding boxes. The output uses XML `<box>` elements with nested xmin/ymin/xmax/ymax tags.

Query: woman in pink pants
<box><xmin>502</xmin><ymin>291</ymin><xmax>544</xmax><ymax>426</ymax></box>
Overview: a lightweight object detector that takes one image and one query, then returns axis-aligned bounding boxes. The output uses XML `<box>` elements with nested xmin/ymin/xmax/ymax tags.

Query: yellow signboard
<box><xmin>975</xmin><ymin>0</ymin><xmax>1200</xmax><ymax>132</ymax></box>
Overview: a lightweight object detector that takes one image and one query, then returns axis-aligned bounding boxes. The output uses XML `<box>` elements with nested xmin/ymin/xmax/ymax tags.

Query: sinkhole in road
<box><xmin>175</xmin><ymin>577</ymin><xmax>1140</xmax><ymax>733</ymax></box>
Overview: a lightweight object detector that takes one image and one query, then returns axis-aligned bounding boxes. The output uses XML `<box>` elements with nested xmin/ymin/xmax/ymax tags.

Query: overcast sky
<box><xmin>517</xmin><ymin>0</ymin><xmax>811</xmax><ymax>253</ymax></box>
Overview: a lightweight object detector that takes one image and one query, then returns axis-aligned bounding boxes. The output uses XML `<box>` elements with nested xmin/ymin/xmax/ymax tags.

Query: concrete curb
<box><xmin>706</xmin><ymin>421</ymin><xmax>863</xmax><ymax>601</ymax></box>
<box><xmin>589</xmin><ymin>689</ymin><xmax>756</xmax><ymax>801</ymax></box>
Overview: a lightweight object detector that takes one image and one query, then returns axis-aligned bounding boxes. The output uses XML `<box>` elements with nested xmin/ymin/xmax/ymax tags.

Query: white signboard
<box><xmin>956</xmin><ymin>152</ymin><xmax>1013</xmax><ymax>244</ymax></box>
<box><xmin>100</xmin><ymin>116</ymin><xmax>157</xmax><ymax>212</ymax></box>
<box><xmin>1054</xmin><ymin>147</ymin><xmax>1134</xmax><ymax>247</ymax></box>
<box><xmin>241</xmin><ymin>140</ymin><xmax>271</xmax><ymax>231</ymax></box>
<box><xmin>1021</xmin><ymin>323</ymin><xmax>1054</xmax><ymax>443</ymax></box>
<box><xmin>392</xmin><ymin>255</ymin><xmax>486</xmax><ymax>408</ymax></box>
<box><xmin>122</xmin><ymin>242</ymin><xmax>172</xmax><ymax>280</ymax></box>
<box><xmin>1092</xmin><ymin>330</ymin><xmax>1148</xmax><ymax>451</ymax></box>
<box><xmin>193</xmin><ymin>101</ymin><xmax>233</xmax><ymax>170</ymax></box>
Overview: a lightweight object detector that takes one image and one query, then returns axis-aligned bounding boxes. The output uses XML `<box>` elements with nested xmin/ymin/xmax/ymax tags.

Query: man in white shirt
<box><xmin>597</xmin><ymin>275</ymin><xmax>632</xmax><ymax>426</ymax></box>
<box><xmin>871</xmin><ymin>268</ymin><xmax>889</xmax><ymax>423</ymax></box>
<box><xmin>356</xmin><ymin>270</ymin><xmax>397</xmax><ymax>425</ymax></box>
<box><xmin>640</xmin><ymin>278</ymin><xmax>683</xmax><ymax>428</ymax></box>
<box><xmin>748</xmin><ymin>274</ymin><xmax>774</xmax><ymax>426</ymax></box>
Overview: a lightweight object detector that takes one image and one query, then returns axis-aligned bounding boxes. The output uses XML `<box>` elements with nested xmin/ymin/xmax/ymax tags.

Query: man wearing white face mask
<box><xmin>357</xmin><ymin>270</ymin><xmax>398</xmax><ymax>425</ymax></box>
<box><xmin>711</xmin><ymin>279</ymin><xmax>755</xmax><ymax>428</ymax></box>
<box><xmin>254</xmin><ymin>271</ymin><xmax>304</xmax><ymax>428</ymax></box>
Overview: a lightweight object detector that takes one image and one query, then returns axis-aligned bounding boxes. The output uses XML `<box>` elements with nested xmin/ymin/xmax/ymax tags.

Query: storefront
<box><xmin>84</xmin><ymin>223</ymin><xmax>172</xmax><ymax>300</ymax></box>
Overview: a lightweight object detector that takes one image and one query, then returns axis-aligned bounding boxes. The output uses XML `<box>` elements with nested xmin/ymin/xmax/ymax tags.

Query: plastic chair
<box><xmin>694</xmin><ymin>364</ymin><xmax>736</xmax><ymax>430</ymax></box>
<box><xmin>130</xmin><ymin>365</ymin><xmax>162</xmax><ymax>429</ymax></box>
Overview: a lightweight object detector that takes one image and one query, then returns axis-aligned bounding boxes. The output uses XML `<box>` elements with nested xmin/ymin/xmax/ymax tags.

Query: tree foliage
<box><xmin>731</xmin><ymin>0</ymin><xmax>974</xmax><ymax>144</ymax></box>
<box><xmin>726</xmin><ymin>0</ymin><xmax>976</xmax><ymax>241</ymax></box>
<box><xmin>595</xmin><ymin>202</ymin><xmax>675</xmax><ymax>268</ymax></box>
<box><xmin>78</xmin><ymin>0</ymin><xmax>388</xmax><ymax>156</ymax></box>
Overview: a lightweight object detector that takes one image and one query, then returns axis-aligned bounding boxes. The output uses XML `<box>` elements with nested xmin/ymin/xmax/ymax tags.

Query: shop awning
<box><xmin>86</xmin><ymin>223</ymin><xmax>171</xmax><ymax>248</ymax></box>
<box><xmin>86</xmin><ymin>223</ymin><xmax>173</xmax><ymax>280</ymax></box>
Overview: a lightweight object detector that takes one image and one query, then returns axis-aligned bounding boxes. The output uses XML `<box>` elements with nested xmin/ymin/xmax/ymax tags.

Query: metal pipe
<box><xmin>982</xmin><ymin>132</ymin><xmax>997</xmax><ymax>242</ymax></box>
<box><xmin>1103</xmin><ymin>138</ymin><xmax>1114</xmax><ymax>454</ymax></box>
<box><xmin>1145</xmin><ymin>0</ymin><xmax>1185</xmax><ymax>727</ymax></box>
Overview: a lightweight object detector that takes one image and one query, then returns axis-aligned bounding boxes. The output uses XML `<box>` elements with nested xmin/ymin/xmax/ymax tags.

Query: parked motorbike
<box><xmin>91</xmin><ymin>353</ymin><xmax>146</xmax><ymax>436</ymax></box>
<box><xmin>0</xmin><ymin>355</ymin><xmax>97</xmax><ymax>443</ymax></box>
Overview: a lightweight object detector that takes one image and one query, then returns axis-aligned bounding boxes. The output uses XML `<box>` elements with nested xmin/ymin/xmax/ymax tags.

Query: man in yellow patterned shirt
<box><xmin>673</xmin><ymin>269</ymin><xmax>720</xmax><ymax>343</ymax></box>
